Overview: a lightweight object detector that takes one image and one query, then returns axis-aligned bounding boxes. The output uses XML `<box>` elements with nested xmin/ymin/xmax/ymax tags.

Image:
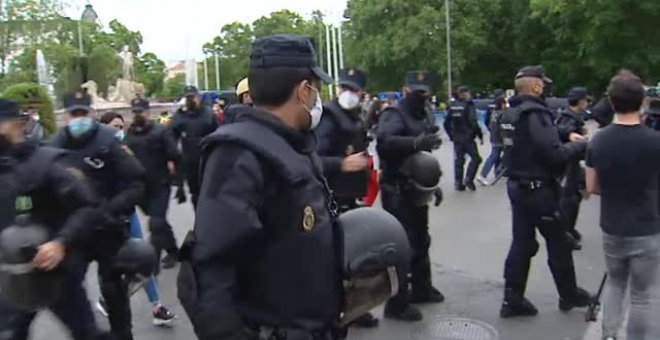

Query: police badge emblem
<box><xmin>348</xmin><ymin>69</ymin><xmax>355</xmax><ymax>76</ymax></box>
<box><xmin>417</xmin><ymin>72</ymin><xmax>426</xmax><ymax>83</ymax></box>
<box><xmin>302</xmin><ymin>206</ymin><xmax>315</xmax><ymax>231</ymax></box>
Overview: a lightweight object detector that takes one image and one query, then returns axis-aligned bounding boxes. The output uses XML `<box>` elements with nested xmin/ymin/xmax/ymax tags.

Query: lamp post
<box><xmin>445</xmin><ymin>0</ymin><xmax>452</xmax><ymax>101</ymax></box>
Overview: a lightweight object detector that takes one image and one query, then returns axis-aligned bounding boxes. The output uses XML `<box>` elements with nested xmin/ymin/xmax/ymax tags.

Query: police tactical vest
<box><xmin>0</xmin><ymin>146</ymin><xmax>64</xmax><ymax>232</ymax></box>
<box><xmin>380</xmin><ymin>106</ymin><xmax>436</xmax><ymax>182</ymax></box>
<box><xmin>322</xmin><ymin>101</ymin><xmax>368</xmax><ymax>199</ymax></box>
<box><xmin>201</xmin><ymin>121</ymin><xmax>342</xmax><ymax>329</ymax></box>
<box><xmin>50</xmin><ymin>125</ymin><xmax>120</xmax><ymax>200</ymax></box>
<box><xmin>448</xmin><ymin>100</ymin><xmax>475</xmax><ymax>142</ymax></box>
<box><xmin>499</xmin><ymin>100</ymin><xmax>551</xmax><ymax>179</ymax></box>
<box><xmin>125</xmin><ymin>124</ymin><xmax>169</xmax><ymax>184</ymax></box>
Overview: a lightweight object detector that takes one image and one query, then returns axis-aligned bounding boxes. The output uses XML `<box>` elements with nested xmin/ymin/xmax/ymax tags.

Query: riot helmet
<box><xmin>0</xmin><ymin>215</ymin><xmax>65</xmax><ymax>311</ymax></box>
<box><xmin>114</xmin><ymin>238</ymin><xmax>157</xmax><ymax>280</ymax></box>
<box><xmin>339</xmin><ymin>207</ymin><xmax>410</xmax><ymax>325</ymax></box>
<box><xmin>399</xmin><ymin>151</ymin><xmax>442</xmax><ymax>206</ymax></box>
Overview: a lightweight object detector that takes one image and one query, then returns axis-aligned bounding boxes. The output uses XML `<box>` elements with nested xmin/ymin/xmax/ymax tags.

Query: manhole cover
<box><xmin>412</xmin><ymin>317</ymin><xmax>498</xmax><ymax>340</ymax></box>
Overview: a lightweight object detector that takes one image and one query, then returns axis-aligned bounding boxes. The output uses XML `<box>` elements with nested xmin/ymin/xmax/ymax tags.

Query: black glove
<box><xmin>433</xmin><ymin>188</ymin><xmax>443</xmax><ymax>207</ymax></box>
<box><xmin>175</xmin><ymin>186</ymin><xmax>187</xmax><ymax>204</ymax></box>
<box><xmin>414</xmin><ymin>134</ymin><xmax>442</xmax><ymax>151</ymax></box>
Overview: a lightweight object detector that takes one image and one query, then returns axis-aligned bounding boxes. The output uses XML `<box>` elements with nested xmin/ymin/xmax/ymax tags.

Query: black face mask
<box><xmin>133</xmin><ymin>114</ymin><xmax>148</xmax><ymax>127</ymax></box>
<box><xmin>185</xmin><ymin>98</ymin><xmax>197</xmax><ymax>111</ymax></box>
<box><xmin>405</xmin><ymin>91</ymin><xmax>429</xmax><ymax>118</ymax></box>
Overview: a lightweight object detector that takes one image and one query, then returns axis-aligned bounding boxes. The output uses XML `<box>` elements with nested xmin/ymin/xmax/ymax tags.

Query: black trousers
<box><xmin>0</xmin><ymin>262</ymin><xmax>99</xmax><ymax>340</ymax></box>
<box><xmin>98</xmin><ymin>256</ymin><xmax>133</xmax><ymax>340</ymax></box>
<box><xmin>183</xmin><ymin>160</ymin><xmax>200</xmax><ymax>209</ymax></box>
<box><xmin>381</xmin><ymin>184</ymin><xmax>432</xmax><ymax>309</ymax></box>
<box><xmin>453</xmin><ymin>140</ymin><xmax>482</xmax><ymax>185</ymax></box>
<box><xmin>503</xmin><ymin>180</ymin><xmax>578</xmax><ymax>300</ymax></box>
<box><xmin>559</xmin><ymin>187</ymin><xmax>582</xmax><ymax>236</ymax></box>
<box><xmin>139</xmin><ymin>183</ymin><xmax>177</xmax><ymax>262</ymax></box>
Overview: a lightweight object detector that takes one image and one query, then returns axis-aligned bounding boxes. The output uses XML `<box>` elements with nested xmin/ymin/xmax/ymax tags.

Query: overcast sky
<box><xmin>65</xmin><ymin>0</ymin><xmax>348</xmax><ymax>62</ymax></box>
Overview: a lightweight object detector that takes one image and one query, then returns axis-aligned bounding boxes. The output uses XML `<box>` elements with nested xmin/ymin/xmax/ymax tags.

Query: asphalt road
<box><xmin>28</xmin><ymin>130</ymin><xmax>624</xmax><ymax>340</ymax></box>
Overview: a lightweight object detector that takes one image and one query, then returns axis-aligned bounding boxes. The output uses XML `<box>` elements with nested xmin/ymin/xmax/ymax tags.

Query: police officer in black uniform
<box><xmin>0</xmin><ymin>99</ymin><xmax>110</xmax><ymax>340</ymax></box>
<box><xmin>178</xmin><ymin>34</ymin><xmax>345</xmax><ymax>340</ymax></box>
<box><xmin>498</xmin><ymin>66</ymin><xmax>591</xmax><ymax>318</ymax></box>
<box><xmin>171</xmin><ymin>86</ymin><xmax>219</xmax><ymax>208</ymax></box>
<box><xmin>444</xmin><ymin>86</ymin><xmax>483</xmax><ymax>191</ymax></box>
<box><xmin>49</xmin><ymin>93</ymin><xmax>146</xmax><ymax>340</ymax></box>
<box><xmin>556</xmin><ymin>87</ymin><xmax>590</xmax><ymax>251</ymax></box>
<box><xmin>315</xmin><ymin>68</ymin><xmax>377</xmax><ymax>328</ymax></box>
<box><xmin>317</xmin><ymin>68</ymin><xmax>370</xmax><ymax>211</ymax></box>
<box><xmin>125</xmin><ymin>98</ymin><xmax>180</xmax><ymax>270</ymax></box>
<box><xmin>376</xmin><ymin>71</ymin><xmax>444</xmax><ymax>322</ymax></box>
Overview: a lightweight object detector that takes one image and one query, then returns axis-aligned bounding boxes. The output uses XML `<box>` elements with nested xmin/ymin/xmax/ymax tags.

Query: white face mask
<box><xmin>338</xmin><ymin>90</ymin><xmax>361</xmax><ymax>110</ymax></box>
<box><xmin>305</xmin><ymin>85</ymin><xmax>323</xmax><ymax>130</ymax></box>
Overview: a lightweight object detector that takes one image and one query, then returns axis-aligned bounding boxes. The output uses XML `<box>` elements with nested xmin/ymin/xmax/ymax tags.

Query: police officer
<box><xmin>315</xmin><ymin>67</ymin><xmax>377</xmax><ymax>328</ymax></box>
<box><xmin>444</xmin><ymin>86</ymin><xmax>483</xmax><ymax>191</ymax></box>
<box><xmin>643</xmin><ymin>98</ymin><xmax>660</xmax><ymax>130</ymax></box>
<box><xmin>376</xmin><ymin>71</ymin><xmax>443</xmax><ymax>322</ymax></box>
<box><xmin>49</xmin><ymin>93</ymin><xmax>146</xmax><ymax>340</ymax></box>
<box><xmin>125</xmin><ymin>99</ymin><xmax>180</xmax><ymax>270</ymax></box>
<box><xmin>171</xmin><ymin>86</ymin><xmax>219</xmax><ymax>208</ymax></box>
<box><xmin>0</xmin><ymin>99</ymin><xmax>110</xmax><ymax>340</ymax></box>
<box><xmin>556</xmin><ymin>87</ymin><xmax>590</xmax><ymax>251</ymax></box>
<box><xmin>177</xmin><ymin>34</ymin><xmax>345</xmax><ymax>340</ymax></box>
<box><xmin>498</xmin><ymin>66</ymin><xmax>591</xmax><ymax>318</ymax></box>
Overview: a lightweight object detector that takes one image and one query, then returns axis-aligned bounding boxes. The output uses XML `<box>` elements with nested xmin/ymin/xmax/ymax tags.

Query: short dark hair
<box><xmin>607</xmin><ymin>72</ymin><xmax>644</xmax><ymax>114</ymax></box>
<box><xmin>99</xmin><ymin>111</ymin><xmax>123</xmax><ymax>125</ymax></box>
<box><xmin>249</xmin><ymin>67</ymin><xmax>316</xmax><ymax>106</ymax></box>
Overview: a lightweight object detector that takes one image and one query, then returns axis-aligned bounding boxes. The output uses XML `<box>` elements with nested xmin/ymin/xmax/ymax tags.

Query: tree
<box><xmin>161</xmin><ymin>73</ymin><xmax>185</xmax><ymax>99</ymax></box>
<box><xmin>135</xmin><ymin>52</ymin><xmax>166</xmax><ymax>96</ymax></box>
<box><xmin>3</xmin><ymin>83</ymin><xmax>56</xmax><ymax>135</ymax></box>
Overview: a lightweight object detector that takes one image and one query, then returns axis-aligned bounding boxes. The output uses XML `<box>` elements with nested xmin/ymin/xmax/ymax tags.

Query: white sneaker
<box><xmin>476</xmin><ymin>175</ymin><xmax>490</xmax><ymax>186</ymax></box>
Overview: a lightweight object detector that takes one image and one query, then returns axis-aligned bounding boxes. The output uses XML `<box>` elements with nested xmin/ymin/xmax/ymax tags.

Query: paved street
<box><xmin>30</xmin><ymin>132</ymin><xmax>617</xmax><ymax>340</ymax></box>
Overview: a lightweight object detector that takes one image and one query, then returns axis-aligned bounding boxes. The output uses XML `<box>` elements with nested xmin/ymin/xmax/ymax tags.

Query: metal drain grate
<box><xmin>412</xmin><ymin>317</ymin><xmax>498</xmax><ymax>340</ymax></box>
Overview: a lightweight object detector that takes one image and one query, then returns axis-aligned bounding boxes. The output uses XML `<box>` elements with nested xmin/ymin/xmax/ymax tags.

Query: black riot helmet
<box><xmin>399</xmin><ymin>151</ymin><xmax>442</xmax><ymax>206</ymax></box>
<box><xmin>339</xmin><ymin>207</ymin><xmax>411</xmax><ymax>325</ymax></box>
<box><xmin>0</xmin><ymin>215</ymin><xmax>65</xmax><ymax>311</ymax></box>
<box><xmin>114</xmin><ymin>238</ymin><xmax>157</xmax><ymax>280</ymax></box>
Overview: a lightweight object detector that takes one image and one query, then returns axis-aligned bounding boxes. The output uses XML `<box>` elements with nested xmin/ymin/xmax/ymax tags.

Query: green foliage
<box><xmin>2</xmin><ymin>83</ymin><xmax>56</xmax><ymax>135</ymax></box>
<box><xmin>202</xmin><ymin>10</ymin><xmax>323</xmax><ymax>90</ymax></box>
<box><xmin>135</xmin><ymin>52</ymin><xmax>166</xmax><ymax>96</ymax></box>
<box><xmin>162</xmin><ymin>74</ymin><xmax>185</xmax><ymax>99</ymax></box>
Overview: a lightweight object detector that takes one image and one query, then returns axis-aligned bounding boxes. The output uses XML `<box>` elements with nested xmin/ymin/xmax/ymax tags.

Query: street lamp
<box><xmin>445</xmin><ymin>0</ymin><xmax>452</xmax><ymax>102</ymax></box>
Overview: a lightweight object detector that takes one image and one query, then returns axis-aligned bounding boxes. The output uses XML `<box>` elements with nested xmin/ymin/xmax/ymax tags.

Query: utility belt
<box><xmin>254</xmin><ymin>326</ymin><xmax>344</xmax><ymax>340</ymax></box>
<box><xmin>508</xmin><ymin>177</ymin><xmax>558</xmax><ymax>191</ymax></box>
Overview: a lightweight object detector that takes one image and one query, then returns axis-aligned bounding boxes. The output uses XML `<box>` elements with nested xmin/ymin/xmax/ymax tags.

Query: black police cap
<box><xmin>131</xmin><ymin>98</ymin><xmax>150</xmax><ymax>113</ymax></box>
<box><xmin>405</xmin><ymin>70</ymin><xmax>433</xmax><ymax>93</ymax></box>
<box><xmin>0</xmin><ymin>99</ymin><xmax>21</xmax><ymax>121</ymax></box>
<box><xmin>63</xmin><ymin>91</ymin><xmax>92</xmax><ymax>114</ymax></box>
<box><xmin>250</xmin><ymin>34</ymin><xmax>333</xmax><ymax>84</ymax></box>
<box><xmin>183</xmin><ymin>85</ymin><xmax>198</xmax><ymax>96</ymax></box>
<box><xmin>338</xmin><ymin>68</ymin><xmax>367</xmax><ymax>90</ymax></box>
<box><xmin>457</xmin><ymin>85</ymin><xmax>470</xmax><ymax>93</ymax></box>
<box><xmin>567</xmin><ymin>87</ymin><xmax>589</xmax><ymax>102</ymax></box>
<box><xmin>515</xmin><ymin>65</ymin><xmax>553</xmax><ymax>84</ymax></box>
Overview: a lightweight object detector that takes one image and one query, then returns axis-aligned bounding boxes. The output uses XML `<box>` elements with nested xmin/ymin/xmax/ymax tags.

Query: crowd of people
<box><xmin>0</xmin><ymin>32</ymin><xmax>659</xmax><ymax>340</ymax></box>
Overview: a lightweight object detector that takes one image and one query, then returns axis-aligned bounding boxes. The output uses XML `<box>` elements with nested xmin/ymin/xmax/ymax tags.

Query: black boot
<box><xmin>559</xmin><ymin>287</ymin><xmax>592</xmax><ymax>311</ymax></box>
<box><xmin>384</xmin><ymin>301</ymin><xmax>423</xmax><ymax>322</ymax></box>
<box><xmin>350</xmin><ymin>312</ymin><xmax>379</xmax><ymax>328</ymax></box>
<box><xmin>465</xmin><ymin>182</ymin><xmax>477</xmax><ymax>191</ymax></box>
<box><xmin>410</xmin><ymin>286</ymin><xmax>445</xmax><ymax>304</ymax></box>
<box><xmin>455</xmin><ymin>183</ymin><xmax>466</xmax><ymax>191</ymax></box>
<box><xmin>500</xmin><ymin>288</ymin><xmax>538</xmax><ymax>318</ymax></box>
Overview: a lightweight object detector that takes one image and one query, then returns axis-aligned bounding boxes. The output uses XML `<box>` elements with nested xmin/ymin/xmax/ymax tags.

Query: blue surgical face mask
<box><xmin>115</xmin><ymin>129</ymin><xmax>125</xmax><ymax>141</ymax></box>
<box><xmin>67</xmin><ymin>117</ymin><xmax>94</xmax><ymax>138</ymax></box>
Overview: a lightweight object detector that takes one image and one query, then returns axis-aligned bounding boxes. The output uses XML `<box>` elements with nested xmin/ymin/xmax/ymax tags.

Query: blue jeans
<box><xmin>602</xmin><ymin>233</ymin><xmax>660</xmax><ymax>339</ymax></box>
<box><xmin>129</xmin><ymin>212</ymin><xmax>161</xmax><ymax>305</ymax></box>
<box><xmin>480</xmin><ymin>145</ymin><xmax>503</xmax><ymax>178</ymax></box>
